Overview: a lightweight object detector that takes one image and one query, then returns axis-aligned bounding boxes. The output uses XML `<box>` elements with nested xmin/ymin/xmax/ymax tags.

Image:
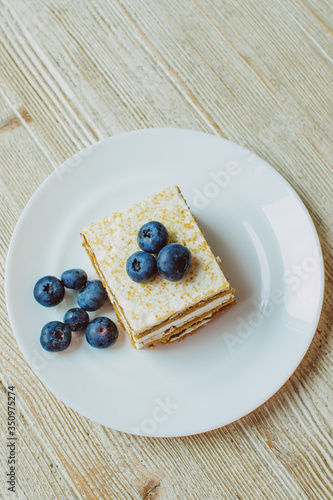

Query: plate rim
<box><xmin>5</xmin><ymin>128</ymin><xmax>325</xmax><ymax>437</ymax></box>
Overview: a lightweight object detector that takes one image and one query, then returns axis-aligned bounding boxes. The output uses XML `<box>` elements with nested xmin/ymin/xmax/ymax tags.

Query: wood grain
<box><xmin>0</xmin><ymin>0</ymin><xmax>332</xmax><ymax>499</ymax></box>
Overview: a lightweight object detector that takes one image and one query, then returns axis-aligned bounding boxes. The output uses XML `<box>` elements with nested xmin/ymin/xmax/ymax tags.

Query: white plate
<box><xmin>6</xmin><ymin>129</ymin><xmax>324</xmax><ymax>437</ymax></box>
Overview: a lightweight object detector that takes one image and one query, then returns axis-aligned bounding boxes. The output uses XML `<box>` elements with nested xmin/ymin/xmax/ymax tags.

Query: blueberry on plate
<box><xmin>157</xmin><ymin>243</ymin><xmax>192</xmax><ymax>282</ymax></box>
<box><xmin>63</xmin><ymin>308</ymin><xmax>89</xmax><ymax>331</ymax></box>
<box><xmin>61</xmin><ymin>269</ymin><xmax>87</xmax><ymax>290</ymax></box>
<box><xmin>126</xmin><ymin>251</ymin><xmax>157</xmax><ymax>283</ymax></box>
<box><xmin>137</xmin><ymin>221</ymin><xmax>168</xmax><ymax>253</ymax></box>
<box><xmin>77</xmin><ymin>280</ymin><xmax>108</xmax><ymax>311</ymax></box>
<box><xmin>85</xmin><ymin>317</ymin><xmax>118</xmax><ymax>348</ymax></box>
<box><xmin>33</xmin><ymin>276</ymin><xmax>65</xmax><ymax>307</ymax></box>
<box><xmin>40</xmin><ymin>321</ymin><xmax>71</xmax><ymax>352</ymax></box>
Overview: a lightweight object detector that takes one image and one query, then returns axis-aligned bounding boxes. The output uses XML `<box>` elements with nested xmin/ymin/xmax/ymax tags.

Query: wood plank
<box><xmin>0</xmin><ymin>0</ymin><xmax>332</xmax><ymax>499</ymax></box>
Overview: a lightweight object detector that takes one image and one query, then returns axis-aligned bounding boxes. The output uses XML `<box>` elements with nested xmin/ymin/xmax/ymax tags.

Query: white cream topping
<box><xmin>135</xmin><ymin>293</ymin><xmax>233</xmax><ymax>348</ymax></box>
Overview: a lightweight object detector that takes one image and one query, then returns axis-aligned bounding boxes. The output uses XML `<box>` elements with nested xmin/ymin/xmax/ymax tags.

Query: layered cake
<box><xmin>81</xmin><ymin>186</ymin><xmax>235</xmax><ymax>349</ymax></box>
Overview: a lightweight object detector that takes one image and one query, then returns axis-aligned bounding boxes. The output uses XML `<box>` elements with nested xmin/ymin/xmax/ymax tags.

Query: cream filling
<box><xmin>115</xmin><ymin>283</ymin><xmax>231</xmax><ymax>336</ymax></box>
<box><xmin>168</xmin><ymin>316</ymin><xmax>213</xmax><ymax>343</ymax></box>
<box><xmin>115</xmin><ymin>287</ymin><xmax>229</xmax><ymax>336</ymax></box>
<box><xmin>135</xmin><ymin>292</ymin><xmax>233</xmax><ymax>348</ymax></box>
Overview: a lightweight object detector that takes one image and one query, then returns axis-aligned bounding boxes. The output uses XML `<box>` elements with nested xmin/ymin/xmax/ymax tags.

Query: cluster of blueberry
<box><xmin>33</xmin><ymin>269</ymin><xmax>118</xmax><ymax>352</ymax></box>
<box><xmin>126</xmin><ymin>221</ymin><xmax>192</xmax><ymax>283</ymax></box>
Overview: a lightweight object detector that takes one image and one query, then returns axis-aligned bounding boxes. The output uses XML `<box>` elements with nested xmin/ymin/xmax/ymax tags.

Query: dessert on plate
<box><xmin>81</xmin><ymin>185</ymin><xmax>235</xmax><ymax>349</ymax></box>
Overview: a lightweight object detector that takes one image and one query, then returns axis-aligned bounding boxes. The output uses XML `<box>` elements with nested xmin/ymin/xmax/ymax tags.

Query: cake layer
<box><xmin>134</xmin><ymin>291</ymin><xmax>233</xmax><ymax>343</ymax></box>
<box><xmin>114</xmin><ymin>287</ymin><xmax>233</xmax><ymax>340</ymax></box>
<box><xmin>140</xmin><ymin>299</ymin><xmax>236</xmax><ymax>349</ymax></box>
<box><xmin>135</xmin><ymin>294</ymin><xmax>235</xmax><ymax>349</ymax></box>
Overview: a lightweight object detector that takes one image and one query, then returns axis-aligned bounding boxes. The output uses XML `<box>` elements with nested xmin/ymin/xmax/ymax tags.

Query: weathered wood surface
<box><xmin>0</xmin><ymin>0</ymin><xmax>332</xmax><ymax>498</ymax></box>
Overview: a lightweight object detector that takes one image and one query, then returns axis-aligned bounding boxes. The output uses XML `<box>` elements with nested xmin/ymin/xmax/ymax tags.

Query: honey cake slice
<box><xmin>81</xmin><ymin>185</ymin><xmax>235</xmax><ymax>349</ymax></box>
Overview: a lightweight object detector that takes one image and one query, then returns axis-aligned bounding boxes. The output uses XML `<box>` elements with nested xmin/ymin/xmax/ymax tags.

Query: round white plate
<box><xmin>6</xmin><ymin>129</ymin><xmax>324</xmax><ymax>437</ymax></box>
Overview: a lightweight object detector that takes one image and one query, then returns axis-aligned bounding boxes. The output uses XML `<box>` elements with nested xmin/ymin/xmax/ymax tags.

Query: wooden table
<box><xmin>1</xmin><ymin>1</ymin><xmax>332</xmax><ymax>498</ymax></box>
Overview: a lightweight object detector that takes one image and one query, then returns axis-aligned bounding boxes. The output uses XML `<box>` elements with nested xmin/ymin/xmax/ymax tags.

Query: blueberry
<box><xmin>61</xmin><ymin>269</ymin><xmax>87</xmax><ymax>290</ymax></box>
<box><xmin>33</xmin><ymin>276</ymin><xmax>65</xmax><ymax>307</ymax></box>
<box><xmin>157</xmin><ymin>244</ymin><xmax>192</xmax><ymax>282</ymax></box>
<box><xmin>85</xmin><ymin>317</ymin><xmax>118</xmax><ymax>348</ymax></box>
<box><xmin>40</xmin><ymin>321</ymin><xmax>71</xmax><ymax>352</ymax></box>
<box><xmin>77</xmin><ymin>280</ymin><xmax>108</xmax><ymax>311</ymax></box>
<box><xmin>137</xmin><ymin>221</ymin><xmax>168</xmax><ymax>253</ymax></box>
<box><xmin>126</xmin><ymin>251</ymin><xmax>157</xmax><ymax>283</ymax></box>
<box><xmin>63</xmin><ymin>308</ymin><xmax>89</xmax><ymax>331</ymax></box>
